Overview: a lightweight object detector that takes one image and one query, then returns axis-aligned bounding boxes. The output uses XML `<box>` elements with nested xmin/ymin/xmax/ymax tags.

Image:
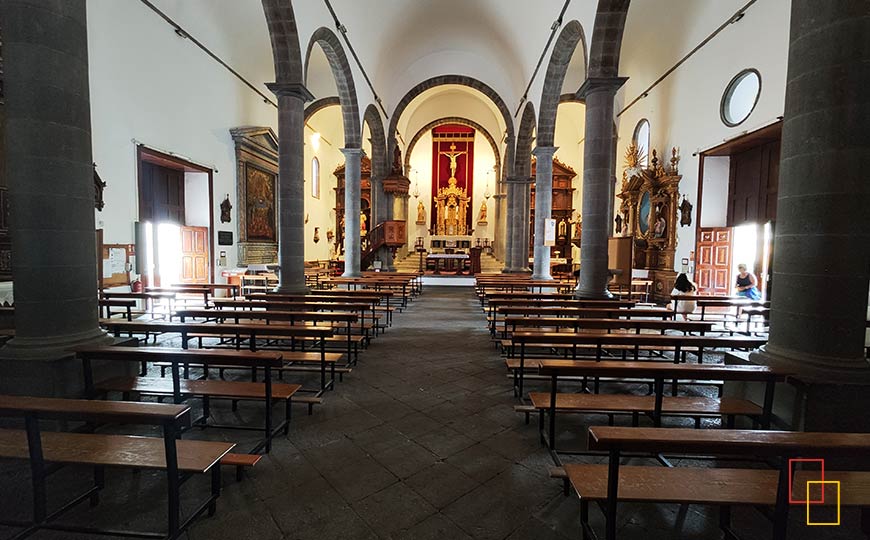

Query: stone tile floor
<box><xmin>0</xmin><ymin>286</ymin><xmax>864</xmax><ymax>539</ymax></box>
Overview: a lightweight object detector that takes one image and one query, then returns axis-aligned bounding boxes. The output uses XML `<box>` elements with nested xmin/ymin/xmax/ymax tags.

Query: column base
<box><xmin>341</xmin><ymin>272</ymin><xmax>362</xmax><ymax>278</ymax></box>
<box><xmin>0</xmin><ymin>328</ymin><xmax>116</xmax><ymax>397</ymax></box>
<box><xmin>725</xmin><ymin>349</ymin><xmax>870</xmax><ymax>434</ymax></box>
<box><xmin>502</xmin><ymin>267</ymin><xmax>531</xmax><ymax>274</ymax></box>
<box><xmin>574</xmin><ymin>285</ymin><xmax>614</xmax><ymax>300</ymax></box>
<box><xmin>274</xmin><ymin>284</ymin><xmax>309</xmax><ymax>294</ymax></box>
<box><xmin>530</xmin><ymin>273</ymin><xmax>553</xmax><ymax>281</ymax></box>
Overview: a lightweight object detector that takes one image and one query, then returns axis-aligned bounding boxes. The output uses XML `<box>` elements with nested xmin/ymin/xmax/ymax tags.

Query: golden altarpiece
<box><xmin>616</xmin><ymin>146</ymin><xmax>682</xmax><ymax>302</ymax></box>
<box><xmin>434</xmin><ymin>176</ymin><xmax>470</xmax><ymax>236</ymax></box>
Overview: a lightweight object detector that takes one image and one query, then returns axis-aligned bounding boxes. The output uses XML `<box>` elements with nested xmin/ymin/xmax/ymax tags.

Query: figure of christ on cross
<box><xmin>439</xmin><ymin>143</ymin><xmax>467</xmax><ymax>179</ymax></box>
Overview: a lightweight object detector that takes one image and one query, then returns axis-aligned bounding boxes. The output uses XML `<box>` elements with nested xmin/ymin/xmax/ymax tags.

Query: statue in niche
<box><xmin>416</xmin><ymin>201</ymin><xmax>426</xmax><ymax>225</ymax></box>
<box><xmin>614</xmin><ymin>213</ymin><xmax>624</xmax><ymax>235</ymax></box>
<box><xmin>679</xmin><ymin>195</ymin><xmax>693</xmax><ymax>227</ymax></box>
<box><xmin>220</xmin><ymin>194</ymin><xmax>232</xmax><ymax>223</ymax></box>
<box><xmin>477</xmin><ymin>200</ymin><xmax>487</xmax><ymax>224</ymax></box>
<box><xmin>313</xmin><ymin>227</ymin><xmax>320</xmax><ymax>244</ymax></box>
<box><xmin>558</xmin><ymin>219</ymin><xmax>567</xmax><ymax>238</ymax></box>
<box><xmin>360</xmin><ymin>212</ymin><xmax>367</xmax><ymax>236</ymax></box>
<box><xmin>653</xmin><ymin>203</ymin><xmax>667</xmax><ymax>239</ymax></box>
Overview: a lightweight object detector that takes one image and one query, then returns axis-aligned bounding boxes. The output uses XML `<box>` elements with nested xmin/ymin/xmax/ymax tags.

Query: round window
<box><xmin>721</xmin><ymin>69</ymin><xmax>761</xmax><ymax>127</ymax></box>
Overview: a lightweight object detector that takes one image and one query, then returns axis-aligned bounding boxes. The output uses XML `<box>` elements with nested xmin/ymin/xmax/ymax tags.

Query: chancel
<box><xmin>0</xmin><ymin>1</ymin><xmax>868</xmax><ymax>539</ymax></box>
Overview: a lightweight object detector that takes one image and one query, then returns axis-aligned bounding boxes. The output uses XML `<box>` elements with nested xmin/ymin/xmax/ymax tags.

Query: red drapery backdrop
<box><xmin>431</xmin><ymin>124</ymin><xmax>474</xmax><ymax>231</ymax></box>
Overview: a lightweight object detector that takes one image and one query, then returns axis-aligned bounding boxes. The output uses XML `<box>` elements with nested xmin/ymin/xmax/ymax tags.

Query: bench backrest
<box><xmin>176</xmin><ymin>309</ymin><xmax>358</xmax><ymax>323</ymax></box>
<box><xmin>0</xmin><ymin>394</ymin><xmax>189</xmax><ymax>426</ymax></box>
<box><xmin>512</xmin><ymin>331</ymin><xmax>766</xmax><ymax>348</ymax></box>
<box><xmin>538</xmin><ymin>360</ymin><xmax>781</xmax><ymax>382</ymax></box>
<box><xmin>504</xmin><ymin>317</ymin><xmax>713</xmax><ymax>332</ymax></box>
<box><xmin>588</xmin><ymin>426</ymin><xmax>870</xmax><ymax>458</ymax></box>
<box><xmin>100</xmin><ymin>319</ymin><xmax>334</xmax><ymax>338</ymax></box>
<box><xmin>76</xmin><ymin>346</ymin><xmax>284</xmax><ymax>368</ymax></box>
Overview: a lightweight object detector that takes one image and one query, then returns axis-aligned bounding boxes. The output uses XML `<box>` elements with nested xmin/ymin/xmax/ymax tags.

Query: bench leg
<box><xmin>90</xmin><ymin>466</ymin><xmax>105</xmax><ymax>507</ymax></box>
<box><xmin>208</xmin><ymin>466</ymin><xmax>221</xmax><ymax>517</ymax></box>
<box><xmin>284</xmin><ymin>398</ymin><xmax>292</xmax><ymax>435</ymax></box>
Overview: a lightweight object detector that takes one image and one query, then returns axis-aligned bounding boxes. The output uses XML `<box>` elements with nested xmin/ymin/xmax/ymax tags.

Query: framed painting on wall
<box><xmin>243</xmin><ymin>164</ymin><xmax>276</xmax><ymax>243</ymax></box>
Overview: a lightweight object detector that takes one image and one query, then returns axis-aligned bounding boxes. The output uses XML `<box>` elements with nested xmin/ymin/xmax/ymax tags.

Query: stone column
<box><xmin>576</xmin><ymin>77</ymin><xmax>626</xmax><ymax>298</ymax></box>
<box><xmin>518</xmin><ymin>179</ymin><xmax>532</xmax><ymax>272</ymax></box>
<box><xmin>502</xmin><ymin>178</ymin><xmax>517</xmax><ymax>272</ymax></box>
<box><xmin>266</xmin><ymin>82</ymin><xmax>313</xmax><ymax>293</ymax></box>
<box><xmin>0</xmin><ymin>0</ymin><xmax>111</xmax><ymax>394</ymax></box>
<box><xmin>532</xmin><ymin>146</ymin><xmax>558</xmax><ymax>280</ymax></box>
<box><xmin>342</xmin><ymin>148</ymin><xmax>363</xmax><ymax>277</ymax></box>
<box><xmin>748</xmin><ymin>0</ymin><xmax>870</xmax><ymax>432</ymax></box>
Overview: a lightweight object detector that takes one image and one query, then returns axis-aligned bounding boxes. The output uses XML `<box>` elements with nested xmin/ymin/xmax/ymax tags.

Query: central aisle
<box><xmin>195</xmin><ymin>286</ymin><xmax>575</xmax><ymax>540</ymax></box>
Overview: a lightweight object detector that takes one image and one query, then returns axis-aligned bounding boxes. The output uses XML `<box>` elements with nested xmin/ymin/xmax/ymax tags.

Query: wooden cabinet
<box><xmin>530</xmin><ymin>157</ymin><xmax>577</xmax><ymax>269</ymax></box>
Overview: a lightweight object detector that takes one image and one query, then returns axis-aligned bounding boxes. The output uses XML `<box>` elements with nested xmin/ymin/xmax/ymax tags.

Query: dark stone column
<box><xmin>502</xmin><ymin>177</ymin><xmax>517</xmax><ymax>272</ymax></box>
<box><xmin>266</xmin><ymin>82</ymin><xmax>313</xmax><ymax>294</ymax></box>
<box><xmin>341</xmin><ymin>148</ymin><xmax>363</xmax><ymax>277</ymax></box>
<box><xmin>503</xmin><ymin>176</ymin><xmax>532</xmax><ymax>272</ymax></box>
<box><xmin>0</xmin><ymin>0</ymin><xmax>109</xmax><ymax>379</ymax></box>
<box><xmin>749</xmin><ymin>0</ymin><xmax>870</xmax><ymax>431</ymax></box>
<box><xmin>576</xmin><ymin>77</ymin><xmax>626</xmax><ymax>298</ymax></box>
<box><xmin>532</xmin><ymin>146</ymin><xmax>557</xmax><ymax>280</ymax></box>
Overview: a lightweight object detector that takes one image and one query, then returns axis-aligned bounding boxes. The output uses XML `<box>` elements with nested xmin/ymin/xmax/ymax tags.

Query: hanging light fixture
<box><xmin>484</xmin><ymin>169</ymin><xmax>492</xmax><ymax>199</ymax></box>
<box><xmin>412</xmin><ymin>169</ymin><xmax>420</xmax><ymax>198</ymax></box>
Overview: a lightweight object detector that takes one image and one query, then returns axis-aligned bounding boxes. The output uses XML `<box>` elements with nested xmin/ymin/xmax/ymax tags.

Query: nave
<box><xmin>0</xmin><ymin>286</ymin><xmax>863</xmax><ymax>540</ymax></box>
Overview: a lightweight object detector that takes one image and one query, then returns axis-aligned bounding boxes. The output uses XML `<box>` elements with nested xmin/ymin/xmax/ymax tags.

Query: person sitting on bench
<box><xmin>671</xmin><ymin>273</ymin><xmax>698</xmax><ymax>321</ymax></box>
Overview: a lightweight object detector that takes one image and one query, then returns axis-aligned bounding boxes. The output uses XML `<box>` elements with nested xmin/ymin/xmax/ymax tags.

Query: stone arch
<box><xmin>304</xmin><ymin>96</ymin><xmax>341</xmax><ymax>121</ymax></box>
<box><xmin>538</xmin><ymin>20</ymin><xmax>587</xmax><ymax>147</ymax></box>
<box><xmin>363</xmin><ymin>104</ymin><xmax>388</xmax><ymax>180</ymax></box>
<box><xmin>304</xmin><ymin>27</ymin><xmax>361</xmax><ymax>148</ymax></box>
<box><xmin>514</xmin><ymin>102</ymin><xmax>537</xmax><ymax>178</ymax></box>
<box><xmin>403</xmin><ymin>117</ymin><xmax>502</xmax><ymax>181</ymax></box>
<box><xmin>387</xmin><ymin>75</ymin><xmax>515</xmax><ymax>177</ymax></box>
<box><xmin>588</xmin><ymin>0</ymin><xmax>631</xmax><ymax>78</ymax></box>
<box><xmin>261</xmin><ymin>0</ymin><xmax>304</xmax><ymax>83</ymax></box>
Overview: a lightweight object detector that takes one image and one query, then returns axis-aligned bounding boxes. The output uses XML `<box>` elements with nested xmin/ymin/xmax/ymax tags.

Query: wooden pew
<box><xmin>176</xmin><ymin>308</ymin><xmax>363</xmax><ymax>364</ymax></box>
<box><xmin>98</xmin><ymin>298</ymin><xmax>136</xmax><ymax>320</ymax></box>
<box><xmin>171</xmin><ymin>282</ymin><xmax>239</xmax><ymax>298</ymax></box>
<box><xmin>487</xmin><ymin>299</ymin><xmax>638</xmax><ymax>333</ymax></box>
<box><xmin>532</xmin><ymin>360</ymin><xmax>782</xmax><ymax>449</ymax></box>
<box><xmin>98</xmin><ymin>320</ymin><xmax>336</xmax><ymax>392</ymax></box>
<box><xmin>77</xmin><ymin>346</ymin><xmax>301</xmax><ymax>453</ymax></box>
<box><xmin>324</xmin><ymin>276</ymin><xmax>414</xmax><ymax>308</ymax></box>
<box><xmin>102</xmin><ymin>291</ymin><xmax>176</xmax><ymax>319</ymax></box>
<box><xmin>247</xmin><ymin>292</ymin><xmax>388</xmax><ymax>328</ymax></box>
<box><xmin>493</xmin><ymin>305</ymin><xmax>674</xmax><ymax>337</ymax></box>
<box><xmin>572</xmin><ymin>426</ymin><xmax>870</xmax><ymax>540</ymax></box>
<box><xmin>0</xmin><ymin>394</ymin><xmax>234</xmax><ymax>539</ymax></box>
<box><xmin>510</xmin><ymin>331</ymin><xmax>767</xmax><ymax>396</ymax></box>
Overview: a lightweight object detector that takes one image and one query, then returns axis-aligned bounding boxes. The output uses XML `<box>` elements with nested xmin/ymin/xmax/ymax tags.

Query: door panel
<box><xmin>696</xmin><ymin>227</ymin><xmax>732</xmax><ymax>295</ymax></box>
<box><xmin>180</xmin><ymin>226</ymin><xmax>209</xmax><ymax>283</ymax></box>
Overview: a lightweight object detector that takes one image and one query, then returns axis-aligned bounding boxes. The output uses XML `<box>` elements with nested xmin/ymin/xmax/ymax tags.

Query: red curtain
<box><xmin>431</xmin><ymin>124</ymin><xmax>474</xmax><ymax>231</ymax></box>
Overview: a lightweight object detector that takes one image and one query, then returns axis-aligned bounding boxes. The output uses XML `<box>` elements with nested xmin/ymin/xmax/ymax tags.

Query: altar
<box><xmin>429</xmin><ymin>235</ymin><xmax>473</xmax><ymax>253</ymax></box>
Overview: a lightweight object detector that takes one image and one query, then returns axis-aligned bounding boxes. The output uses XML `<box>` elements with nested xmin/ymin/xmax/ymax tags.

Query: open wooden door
<box><xmin>180</xmin><ymin>226</ymin><xmax>209</xmax><ymax>283</ymax></box>
<box><xmin>696</xmin><ymin>227</ymin><xmax>732</xmax><ymax>295</ymax></box>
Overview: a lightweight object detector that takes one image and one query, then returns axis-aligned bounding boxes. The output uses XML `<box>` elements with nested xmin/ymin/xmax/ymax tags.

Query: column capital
<box><xmin>505</xmin><ymin>176</ymin><xmax>534</xmax><ymax>185</ymax></box>
<box><xmin>577</xmin><ymin>77</ymin><xmax>628</xmax><ymax>99</ymax></box>
<box><xmin>340</xmin><ymin>147</ymin><xmax>366</xmax><ymax>158</ymax></box>
<box><xmin>266</xmin><ymin>81</ymin><xmax>315</xmax><ymax>102</ymax></box>
<box><xmin>532</xmin><ymin>146</ymin><xmax>559</xmax><ymax>158</ymax></box>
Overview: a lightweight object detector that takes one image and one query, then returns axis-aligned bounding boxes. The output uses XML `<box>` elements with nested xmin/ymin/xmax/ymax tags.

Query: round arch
<box><xmin>261</xmin><ymin>0</ymin><xmax>304</xmax><ymax>84</ymax></box>
<box><xmin>514</xmin><ymin>102</ymin><xmax>537</xmax><ymax>178</ymax></box>
<box><xmin>304</xmin><ymin>96</ymin><xmax>341</xmax><ymax>122</ymax></box>
<box><xmin>588</xmin><ymin>1</ymin><xmax>631</xmax><ymax>78</ymax></box>
<box><xmin>538</xmin><ymin>20</ymin><xmax>588</xmax><ymax>147</ymax></box>
<box><xmin>304</xmin><ymin>27</ymin><xmax>361</xmax><ymax>148</ymax></box>
<box><xmin>387</xmin><ymin>75</ymin><xmax>515</xmax><ymax>177</ymax></box>
<box><xmin>403</xmin><ymin>117</ymin><xmax>502</xmax><ymax>181</ymax></box>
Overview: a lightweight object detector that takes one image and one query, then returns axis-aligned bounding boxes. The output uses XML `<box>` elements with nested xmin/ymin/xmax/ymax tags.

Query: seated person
<box><xmin>735</xmin><ymin>264</ymin><xmax>762</xmax><ymax>300</ymax></box>
<box><xmin>670</xmin><ymin>273</ymin><xmax>698</xmax><ymax>320</ymax></box>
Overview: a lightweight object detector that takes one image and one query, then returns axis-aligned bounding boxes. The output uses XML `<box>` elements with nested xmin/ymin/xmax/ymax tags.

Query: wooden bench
<box><xmin>571</xmin><ymin>426</ymin><xmax>870</xmax><ymax>540</ymax></box>
<box><xmin>0</xmin><ymin>394</ymin><xmax>234</xmax><ymax>539</ymax></box>
<box><xmin>102</xmin><ymin>291</ymin><xmax>176</xmax><ymax>318</ymax></box>
<box><xmin>76</xmin><ymin>346</ymin><xmax>300</xmax><ymax>454</ymax></box>
<box><xmin>511</xmin><ymin>331</ymin><xmax>767</xmax><ymax>396</ymax></box>
<box><xmin>530</xmin><ymin>361</ymin><xmax>782</xmax><ymax>450</ymax></box>
<box><xmin>500</xmin><ymin>316</ymin><xmax>715</xmax><ymax>342</ymax></box>
<box><xmin>493</xmin><ymin>306</ymin><xmax>674</xmax><ymax>336</ymax></box>
<box><xmin>98</xmin><ymin>320</ymin><xmax>336</xmax><ymax>392</ymax></box>
<box><xmin>98</xmin><ymin>298</ymin><xmax>136</xmax><ymax>320</ymax></box>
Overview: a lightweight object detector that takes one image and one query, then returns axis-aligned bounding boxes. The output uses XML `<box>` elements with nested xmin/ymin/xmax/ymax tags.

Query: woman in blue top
<box><xmin>735</xmin><ymin>264</ymin><xmax>761</xmax><ymax>300</ymax></box>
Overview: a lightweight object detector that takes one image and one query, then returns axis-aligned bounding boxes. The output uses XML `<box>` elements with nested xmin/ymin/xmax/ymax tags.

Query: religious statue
<box><xmin>416</xmin><ymin>201</ymin><xmax>426</xmax><ymax>225</ymax></box>
<box><xmin>440</xmin><ymin>143</ymin><xmax>467</xmax><ymax>179</ymax></box>
<box><xmin>558</xmin><ymin>219</ymin><xmax>567</xmax><ymax>238</ymax></box>
<box><xmin>614</xmin><ymin>213</ymin><xmax>624</xmax><ymax>235</ymax></box>
<box><xmin>477</xmin><ymin>200</ymin><xmax>487</xmax><ymax>224</ymax></box>
<box><xmin>679</xmin><ymin>195</ymin><xmax>693</xmax><ymax>227</ymax></box>
<box><xmin>313</xmin><ymin>227</ymin><xmax>320</xmax><ymax>244</ymax></box>
<box><xmin>220</xmin><ymin>194</ymin><xmax>232</xmax><ymax>223</ymax></box>
<box><xmin>360</xmin><ymin>212</ymin><xmax>367</xmax><ymax>236</ymax></box>
<box><xmin>326</xmin><ymin>229</ymin><xmax>334</xmax><ymax>243</ymax></box>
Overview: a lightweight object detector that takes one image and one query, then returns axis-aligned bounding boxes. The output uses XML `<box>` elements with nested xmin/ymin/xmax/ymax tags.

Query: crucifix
<box><xmin>439</xmin><ymin>143</ymin><xmax>467</xmax><ymax>179</ymax></box>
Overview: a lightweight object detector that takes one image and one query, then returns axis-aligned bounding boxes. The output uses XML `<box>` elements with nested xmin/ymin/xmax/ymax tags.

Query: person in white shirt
<box><xmin>671</xmin><ymin>273</ymin><xmax>698</xmax><ymax>320</ymax></box>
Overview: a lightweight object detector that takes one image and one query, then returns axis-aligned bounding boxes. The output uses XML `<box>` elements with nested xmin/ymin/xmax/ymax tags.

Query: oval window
<box><xmin>721</xmin><ymin>69</ymin><xmax>761</xmax><ymax>127</ymax></box>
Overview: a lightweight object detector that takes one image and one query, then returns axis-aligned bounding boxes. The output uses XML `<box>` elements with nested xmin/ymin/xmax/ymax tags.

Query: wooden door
<box><xmin>695</xmin><ymin>227</ymin><xmax>732</xmax><ymax>295</ymax></box>
<box><xmin>180</xmin><ymin>226</ymin><xmax>209</xmax><ymax>283</ymax></box>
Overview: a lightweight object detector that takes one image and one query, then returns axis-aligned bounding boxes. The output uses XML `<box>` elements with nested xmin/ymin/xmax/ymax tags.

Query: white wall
<box><xmin>700</xmin><ymin>156</ymin><xmax>730</xmax><ymax>228</ymax></box>
<box><xmin>303</xmin><ymin>106</ymin><xmax>344</xmax><ymax>262</ymax></box>
<box><xmin>88</xmin><ymin>0</ymin><xmax>278</xmax><ymax>278</ymax></box>
<box><xmin>615</xmin><ymin>0</ymin><xmax>791</xmax><ymax>273</ymax></box>
<box><xmin>553</xmin><ymin>102</ymin><xmax>586</xmax><ymax>263</ymax></box>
